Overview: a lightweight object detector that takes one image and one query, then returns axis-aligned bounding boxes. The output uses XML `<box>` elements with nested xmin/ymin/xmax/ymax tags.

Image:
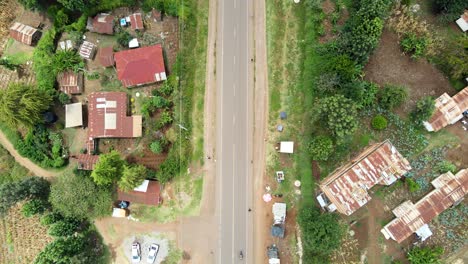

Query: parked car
<box><xmin>132</xmin><ymin>242</ymin><xmax>141</xmax><ymax>263</ymax></box>
<box><xmin>147</xmin><ymin>243</ymin><xmax>160</xmax><ymax>263</ymax></box>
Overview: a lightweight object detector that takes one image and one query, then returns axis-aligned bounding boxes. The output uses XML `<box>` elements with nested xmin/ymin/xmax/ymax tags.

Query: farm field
<box><xmin>0</xmin><ymin>204</ymin><xmax>53</xmax><ymax>264</ymax></box>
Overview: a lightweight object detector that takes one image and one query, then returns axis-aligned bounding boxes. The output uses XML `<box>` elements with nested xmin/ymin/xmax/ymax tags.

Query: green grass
<box><xmin>2</xmin><ymin>38</ymin><xmax>34</xmax><ymax>65</ymax></box>
<box><xmin>162</xmin><ymin>239</ymin><xmax>183</xmax><ymax>264</ymax></box>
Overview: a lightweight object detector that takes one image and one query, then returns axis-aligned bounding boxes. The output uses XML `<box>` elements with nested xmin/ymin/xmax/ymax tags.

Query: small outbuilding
<box><xmin>277</xmin><ymin>141</ymin><xmax>294</xmax><ymax>153</ymax></box>
<box><xmin>129</xmin><ymin>13</ymin><xmax>144</xmax><ymax>30</ymax></box>
<box><xmin>65</xmin><ymin>103</ymin><xmax>83</xmax><ymax>128</ymax></box>
<box><xmin>79</xmin><ymin>41</ymin><xmax>96</xmax><ymax>60</ymax></box>
<box><xmin>128</xmin><ymin>38</ymin><xmax>139</xmax><ymax>48</ymax></box>
<box><xmin>97</xmin><ymin>46</ymin><xmax>114</xmax><ymax>67</ymax></box>
<box><xmin>455</xmin><ymin>10</ymin><xmax>468</xmax><ymax>32</ymax></box>
<box><xmin>57</xmin><ymin>71</ymin><xmax>83</xmax><ymax>95</ymax></box>
<box><xmin>112</xmin><ymin>208</ymin><xmax>127</xmax><ymax>218</ymax></box>
<box><xmin>279</xmin><ymin>111</ymin><xmax>287</xmax><ymax>120</ymax></box>
<box><xmin>117</xmin><ymin>180</ymin><xmax>162</xmax><ymax>206</ymax></box>
<box><xmin>87</xmin><ymin>13</ymin><xmax>115</xmax><ymax>35</ymax></box>
<box><xmin>58</xmin><ymin>40</ymin><xmax>74</xmax><ymax>51</ymax></box>
<box><xmin>9</xmin><ymin>22</ymin><xmax>41</xmax><ymax>46</ymax></box>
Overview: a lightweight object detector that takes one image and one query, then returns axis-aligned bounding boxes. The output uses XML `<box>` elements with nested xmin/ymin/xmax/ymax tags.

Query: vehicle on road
<box><xmin>147</xmin><ymin>243</ymin><xmax>160</xmax><ymax>263</ymax></box>
<box><xmin>131</xmin><ymin>242</ymin><xmax>141</xmax><ymax>263</ymax></box>
<box><xmin>239</xmin><ymin>250</ymin><xmax>244</xmax><ymax>260</ymax></box>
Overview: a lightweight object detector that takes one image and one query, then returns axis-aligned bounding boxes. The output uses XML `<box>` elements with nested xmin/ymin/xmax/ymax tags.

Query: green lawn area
<box><xmin>2</xmin><ymin>38</ymin><xmax>34</xmax><ymax>64</ymax></box>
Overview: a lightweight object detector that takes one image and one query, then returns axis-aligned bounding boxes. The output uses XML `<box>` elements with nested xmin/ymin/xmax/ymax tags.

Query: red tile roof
<box><xmin>424</xmin><ymin>87</ymin><xmax>468</xmax><ymax>132</ymax></box>
<box><xmin>88</xmin><ymin>14</ymin><xmax>114</xmax><ymax>35</ymax></box>
<box><xmin>381</xmin><ymin>169</ymin><xmax>468</xmax><ymax>243</ymax></box>
<box><xmin>87</xmin><ymin>92</ymin><xmax>142</xmax><ymax>139</ymax></box>
<box><xmin>114</xmin><ymin>45</ymin><xmax>166</xmax><ymax>87</ymax></box>
<box><xmin>97</xmin><ymin>46</ymin><xmax>114</xmax><ymax>67</ymax></box>
<box><xmin>130</xmin><ymin>13</ymin><xmax>144</xmax><ymax>30</ymax></box>
<box><xmin>117</xmin><ymin>180</ymin><xmax>162</xmax><ymax>205</ymax></box>
<box><xmin>10</xmin><ymin>22</ymin><xmax>39</xmax><ymax>45</ymax></box>
<box><xmin>319</xmin><ymin>140</ymin><xmax>412</xmax><ymax>215</ymax></box>
<box><xmin>77</xmin><ymin>154</ymin><xmax>99</xmax><ymax>170</ymax></box>
<box><xmin>57</xmin><ymin>71</ymin><xmax>83</xmax><ymax>95</ymax></box>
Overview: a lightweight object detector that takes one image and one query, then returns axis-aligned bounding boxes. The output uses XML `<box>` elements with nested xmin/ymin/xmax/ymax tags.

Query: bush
<box><xmin>371</xmin><ymin>115</ymin><xmax>388</xmax><ymax>130</ymax></box>
<box><xmin>58</xmin><ymin>92</ymin><xmax>71</xmax><ymax>105</ymax></box>
<box><xmin>41</xmin><ymin>212</ymin><xmax>64</xmax><ymax>226</ymax></box>
<box><xmin>33</xmin><ymin>28</ymin><xmax>58</xmax><ymax>91</ymax></box>
<box><xmin>117</xmin><ymin>30</ymin><xmax>133</xmax><ymax>47</ymax></box>
<box><xmin>342</xmin><ymin>81</ymin><xmax>379</xmax><ymax>109</ymax></box>
<box><xmin>48</xmin><ymin>218</ymin><xmax>82</xmax><ymax>237</ymax></box>
<box><xmin>400</xmin><ymin>33</ymin><xmax>428</xmax><ymax>59</ymax></box>
<box><xmin>435</xmin><ymin>160</ymin><xmax>456</xmax><ymax>174</ymax></box>
<box><xmin>150</xmin><ymin>140</ymin><xmax>164</xmax><ymax>154</ymax></box>
<box><xmin>406</xmin><ymin>178</ymin><xmax>420</xmax><ymax>193</ymax></box>
<box><xmin>378</xmin><ymin>84</ymin><xmax>408</xmax><ymax>110</ymax></box>
<box><xmin>308</xmin><ymin>136</ymin><xmax>333</xmax><ymax>161</ymax></box>
<box><xmin>318</xmin><ymin>95</ymin><xmax>359</xmax><ymax>139</ymax></box>
<box><xmin>22</xmin><ymin>199</ymin><xmax>49</xmax><ymax>217</ymax></box>
<box><xmin>411</xmin><ymin>96</ymin><xmax>435</xmax><ymax>124</ymax></box>
<box><xmin>407</xmin><ymin>246</ymin><xmax>443</xmax><ymax>264</ymax></box>
<box><xmin>0</xmin><ymin>177</ymin><xmax>50</xmax><ymax>216</ymax></box>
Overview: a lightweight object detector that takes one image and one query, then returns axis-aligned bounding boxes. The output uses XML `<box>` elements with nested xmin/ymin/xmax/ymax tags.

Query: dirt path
<box><xmin>0</xmin><ymin>130</ymin><xmax>59</xmax><ymax>178</ymax></box>
<box><xmin>366</xmin><ymin>199</ymin><xmax>384</xmax><ymax>264</ymax></box>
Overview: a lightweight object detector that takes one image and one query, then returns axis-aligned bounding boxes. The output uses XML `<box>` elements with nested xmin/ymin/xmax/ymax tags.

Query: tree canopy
<box><xmin>0</xmin><ymin>177</ymin><xmax>50</xmax><ymax>215</ymax></box>
<box><xmin>0</xmin><ymin>83</ymin><xmax>53</xmax><ymax>128</ymax></box>
<box><xmin>407</xmin><ymin>246</ymin><xmax>443</xmax><ymax>264</ymax></box>
<box><xmin>378</xmin><ymin>84</ymin><xmax>408</xmax><ymax>110</ymax></box>
<box><xmin>91</xmin><ymin>151</ymin><xmax>125</xmax><ymax>186</ymax></box>
<box><xmin>118</xmin><ymin>164</ymin><xmax>147</xmax><ymax>192</ymax></box>
<box><xmin>308</xmin><ymin>136</ymin><xmax>333</xmax><ymax>161</ymax></box>
<box><xmin>318</xmin><ymin>95</ymin><xmax>358</xmax><ymax>139</ymax></box>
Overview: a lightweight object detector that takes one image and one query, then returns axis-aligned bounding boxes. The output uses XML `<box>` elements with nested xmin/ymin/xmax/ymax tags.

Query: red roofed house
<box><xmin>76</xmin><ymin>154</ymin><xmax>99</xmax><ymax>170</ymax></box>
<box><xmin>319</xmin><ymin>140</ymin><xmax>412</xmax><ymax>216</ymax></box>
<box><xmin>381</xmin><ymin>169</ymin><xmax>468</xmax><ymax>243</ymax></box>
<box><xmin>423</xmin><ymin>87</ymin><xmax>468</xmax><ymax>132</ymax></box>
<box><xmin>86</xmin><ymin>13</ymin><xmax>115</xmax><ymax>35</ymax></box>
<box><xmin>118</xmin><ymin>180</ymin><xmax>162</xmax><ymax>205</ymax></box>
<box><xmin>88</xmin><ymin>92</ymin><xmax>142</xmax><ymax>139</ymax></box>
<box><xmin>9</xmin><ymin>22</ymin><xmax>41</xmax><ymax>46</ymax></box>
<box><xmin>114</xmin><ymin>44</ymin><xmax>166</xmax><ymax>87</ymax></box>
<box><xmin>97</xmin><ymin>46</ymin><xmax>114</xmax><ymax>67</ymax></box>
<box><xmin>57</xmin><ymin>71</ymin><xmax>83</xmax><ymax>95</ymax></box>
<box><xmin>129</xmin><ymin>13</ymin><xmax>144</xmax><ymax>30</ymax></box>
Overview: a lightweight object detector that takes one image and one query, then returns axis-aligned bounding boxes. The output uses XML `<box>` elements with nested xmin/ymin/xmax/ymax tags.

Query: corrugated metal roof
<box><xmin>424</xmin><ymin>87</ymin><xmax>468</xmax><ymax>131</ymax></box>
<box><xmin>117</xmin><ymin>180</ymin><xmax>162</xmax><ymax>205</ymax></box>
<box><xmin>57</xmin><ymin>71</ymin><xmax>83</xmax><ymax>95</ymax></box>
<box><xmin>9</xmin><ymin>22</ymin><xmax>38</xmax><ymax>45</ymax></box>
<box><xmin>381</xmin><ymin>169</ymin><xmax>468</xmax><ymax>243</ymax></box>
<box><xmin>114</xmin><ymin>45</ymin><xmax>166</xmax><ymax>87</ymax></box>
<box><xmin>79</xmin><ymin>41</ymin><xmax>96</xmax><ymax>60</ymax></box>
<box><xmin>97</xmin><ymin>46</ymin><xmax>114</xmax><ymax>67</ymax></box>
<box><xmin>319</xmin><ymin>140</ymin><xmax>411</xmax><ymax>215</ymax></box>
<box><xmin>65</xmin><ymin>103</ymin><xmax>83</xmax><ymax>128</ymax></box>
<box><xmin>88</xmin><ymin>92</ymin><xmax>142</xmax><ymax>139</ymax></box>
<box><xmin>77</xmin><ymin>154</ymin><xmax>99</xmax><ymax>170</ymax></box>
<box><xmin>88</xmin><ymin>13</ymin><xmax>115</xmax><ymax>35</ymax></box>
<box><xmin>130</xmin><ymin>13</ymin><xmax>144</xmax><ymax>30</ymax></box>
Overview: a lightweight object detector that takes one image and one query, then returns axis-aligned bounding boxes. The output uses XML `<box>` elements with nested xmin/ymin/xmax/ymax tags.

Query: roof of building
<box><xmin>97</xmin><ymin>46</ymin><xmax>114</xmax><ymax>67</ymax></box>
<box><xmin>319</xmin><ymin>140</ymin><xmax>412</xmax><ymax>215</ymax></box>
<box><xmin>117</xmin><ymin>180</ymin><xmax>162</xmax><ymax>205</ymax></box>
<box><xmin>88</xmin><ymin>92</ymin><xmax>142</xmax><ymax>139</ymax></box>
<box><xmin>381</xmin><ymin>169</ymin><xmax>468</xmax><ymax>243</ymax></box>
<box><xmin>114</xmin><ymin>44</ymin><xmax>166</xmax><ymax>87</ymax></box>
<box><xmin>77</xmin><ymin>154</ymin><xmax>99</xmax><ymax>170</ymax></box>
<box><xmin>424</xmin><ymin>87</ymin><xmax>468</xmax><ymax>131</ymax></box>
<box><xmin>65</xmin><ymin>103</ymin><xmax>83</xmax><ymax>128</ymax></box>
<box><xmin>130</xmin><ymin>13</ymin><xmax>144</xmax><ymax>30</ymax></box>
<box><xmin>79</xmin><ymin>41</ymin><xmax>96</xmax><ymax>59</ymax></box>
<box><xmin>455</xmin><ymin>10</ymin><xmax>468</xmax><ymax>32</ymax></box>
<box><xmin>87</xmin><ymin>13</ymin><xmax>115</xmax><ymax>35</ymax></box>
<box><xmin>112</xmin><ymin>208</ymin><xmax>127</xmax><ymax>217</ymax></box>
<box><xmin>272</xmin><ymin>203</ymin><xmax>286</xmax><ymax>224</ymax></box>
<box><xmin>279</xmin><ymin>141</ymin><xmax>294</xmax><ymax>153</ymax></box>
<box><xmin>57</xmin><ymin>71</ymin><xmax>83</xmax><ymax>95</ymax></box>
<box><xmin>9</xmin><ymin>22</ymin><xmax>38</xmax><ymax>45</ymax></box>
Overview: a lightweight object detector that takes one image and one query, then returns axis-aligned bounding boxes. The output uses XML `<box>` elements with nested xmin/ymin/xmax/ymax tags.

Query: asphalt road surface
<box><xmin>215</xmin><ymin>0</ymin><xmax>252</xmax><ymax>262</ymax></box>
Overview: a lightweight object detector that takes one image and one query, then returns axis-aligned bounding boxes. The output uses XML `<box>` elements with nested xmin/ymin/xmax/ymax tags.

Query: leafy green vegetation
<box><xmin>91</xmin><ymin>150</ymin><xmax>125</xmax><ymax>186</ymax></box>
<box><xmin>378</xmin><ymin>84</ymin><xmax>408</xmax><ymax>110</ymax></box>
<box><xmin>371</xmin><ymin>115</ymin><xmax>388</xmax><ymax>130</ymax></box>
<box><xmin>308</xmin><ymin>136</ymin><xmax>333</xmax><ymax>161</ymax></box>
<box><xmin>118</xmin><ymin>164</ymin><xmax>147</xmax><ymax>192</ymax></box>
<box><xmin>407</xmin><ymin>246</ymin><xmax>443</xmax><ymax>264</ymax></box>
<box><xmin>0</xmin><ymin>145</ymin><xmax>29</xmax><ymax>185</ymax></box>
<box><xmin>400</xmin><ymin>33</ymin><xmax>428</xmax><ymax>59</ymax></box>
<box><xmin>318</xmin><ymin>95</ymin><xmax>358</xmax><ymax>139</ymax></box>
<box><xmin>0</xmin><ymin>177</ymin><xmax>50</xmax><ymax>216</ymax></box>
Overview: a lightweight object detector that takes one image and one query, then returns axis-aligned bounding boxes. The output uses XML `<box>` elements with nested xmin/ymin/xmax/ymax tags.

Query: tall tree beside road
<box><xmin>91</xmin><ymin>151</ymin><xmax>124</xmax><ymax>186</ymax></box>
<box><xmin>0</xmin><ymin>83</ymin><xmax>53</xmax><ymax>128</ymax></box>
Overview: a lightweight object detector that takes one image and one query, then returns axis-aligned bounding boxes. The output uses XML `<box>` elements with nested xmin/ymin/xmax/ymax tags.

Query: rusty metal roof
<box><xmin>88</xmin><ymin>13</ymin><xmax>115</xmax><ymax>35</ymax></box>
<box><xmin>424</xmin><ymin>87</ymin><xmax>468</xmax><ymax>132</ymax></box>
<box><xmin>57</xmin><ymin>71</ymin><xmax>83</xmax><ymax>95</ymax></box>
<box><xmin>77</xmin><ymin>154</ymin><xmax>99</xmax><ymax>170</ymax></box>
<box><xmin>97</xmin><ymin>46</ymin><xmax>114</xmax><ymax>67</ymax></box>
<box><xmin>130</xmin><ymin>13</ymin><xmax>144</xmax><ymax>30</ymax></box>
<box><xmin>79</xmin><ymin>41</ymin><xmax>96</xmax><ymax>60</ymax></box>
<box><xmin>117</xmin><ymin>180</ymin><xmax>162</xmax><ymax>205</ymax></box>
<box><xmin>381</xmin><ymin>169</ymin><xmax>468</xmax><ymax>243</ymax></box>
<box><xmin>88</xmin><ymin>92</ymin><xmax>142</xmax><ymax>139</ymax></box>
<box><xmin>9</xmin><ymin>22</ymin><xmax>38</xmax><ymax>45</ymax></box>
<box><xmin>319</xmin><ymin>140</ymin><xmax>411</xmax><ymax>215</ymax></box>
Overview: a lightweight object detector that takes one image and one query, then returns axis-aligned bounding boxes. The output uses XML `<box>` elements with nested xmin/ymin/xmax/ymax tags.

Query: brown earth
<box><xmin>445</xmin><ymin>124</ymin><xmax>468</xmax><ymax>168</ymax></box>
<box><xmin>319</xmin><ymin>0</ymin><xmax>336</xmax><ymax>44</ymax></box>
<box><xmin>364</xmin><ymin>29</ymin><xmax>456</xmax><ymax>113</ymax></box>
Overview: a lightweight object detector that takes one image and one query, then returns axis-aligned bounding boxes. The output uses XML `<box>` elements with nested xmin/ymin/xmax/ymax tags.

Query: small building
<box><xmin>319</xmin><ymin>140</ymin><xmax>411</xmax><ymax>216</ymax></box>
<box><xmin>97</xmin><ymin>46</ymin><xmax>114</xmax><ymax>67</ymax></box>
<box><xmin>86</xmin><ymin>13</ymin><xmax>115</xmax><ymax>35</ymax></box>
<box><xmin>65</xmin><ymin>103</ymin><xmax>83</xmax><ymax>128</ymax></box>
<box><xmin>277</xmin><ymin>141</ymin><xmax>294</xmax><ymax>153</ymax></box>
<box><xmin>114</xmin><ymin>44</ymin><xmax>167</xmax><ymax>87</ymax></box>
<box><xmin>76</xmin><ymin>154</ymin><xmax>99</xmax><ymax>170</ymax></box>
<box><xmin>79</xmin><ymin>41</ymin><xmax>97</xmax><ymax>60</ymax></box>
<box><xmin>9</xmin><ymin>22</ymin><xmax>41</xmax><ymax>46</ymax></box>
<box><xmin>276</xmin><ymin>171</ymin><xmax>284</xmax><ymax>183</ymax></box>
<box><xmin>381</xmin><ymin>169</ymin><xmax>468</xmax><ymax>243</ymax></box>
<box><xmin>88</xmin><ymin>92</ymin><xmax>142</xmax><ymax>139</ymax></box>
<box><xmin>455</xmin><ymin>10</ymin><xmax>468</xmax><ymax>32</ymax></box>
<box><xmin>117</xmin><ymin>180</ymin><xmax>162</xmax><ymax>206</ymax></box>
<box><xmin>57</xmin><ymin>71</ymin><xmax>83</xmax><ymax>95</ymax></box>
<box><xmin>271</xmin><ymin>203</ymin><xmax>286</xmax><ymax>238</ymax></box>
<box><xmin>129</xmin><ymin>13</ymin><xmax>144</xmax><ymax>30</ymax></box>
<box><xmin>423</xmin><ymin>87</ymin><xmax>468</xmax><ymax>132</ymax></box>
<box><xmin>128</xmin><ymin>38</ymin><xmax>139</xmax><ymax>48</ymax></box>
<box><xmin>58</xmin><ymin>40</ymin><xmax>74</xmax><ymax>51</ymax></box>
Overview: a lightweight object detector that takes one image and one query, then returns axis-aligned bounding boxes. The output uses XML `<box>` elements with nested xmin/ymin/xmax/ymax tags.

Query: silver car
<box><xmin>146</xmin><ymin>243</ymin><xmax>160</xmax><ymax>263</ymax></box>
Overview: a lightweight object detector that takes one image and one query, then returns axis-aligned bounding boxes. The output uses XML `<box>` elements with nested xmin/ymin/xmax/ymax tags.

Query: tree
<box><xmin>18</xmin><ymin>0</ymin><xmax>44</xmax><ymax>10</ymax></box>
<box><xmin>0</xmin><ymin>83</ymin><xmax>53</xmax><ymax>128</ymax></box>
<box><xmin>118</xmin><ymin>164</ymin><xmax>147</xmax><ymax>192</ymax></box>
<box><xmin>54</xmin><ymin>9</ymin><xmax>69</xmax><ymax>29</ymax></box>
<box><xmin>58</xmin><ymin>92</ymin><xmax>71</xmax><ymax>105</ymax></box>
<box><xmin>298</xmin><ymin>206</ymin><xmax>343</xmax><ymax>260</ymax></box>
<box><xmin>371</xmin><ymin>115</ymin><xmax>388</xmax><ymax>130</ymax></box>
<box><xmin>0</xmin><ymin>57</ymin><xmax>20</xmax><ymax>71</ymax></box>
<box><xmin>0</xmin><ymin>177</ymin><xmax>50</xmax><ymax>215</ymax></box>
<box><xmin>407</xmin><ymin>246</ymin><xmax>443</xmax><ymax>264</ymax></box>
<box><xmin>91</xmin><ymin>151</ymin><xmax>124</xmax><ymax>186</ymax></box>
<box><xmin>57</xmin><ymin>0</ymin><xmax>98</xmax><ymax>12</ymax></box>
<box><xmin>34</xmin><ymin>236</ymin><xmax>86</xmax><ymax>264</ymax></box>
<box><xmin>41</xmin><ymin>212</ymin><xmax>64</xmax><ymax>226</ymax></box>
<box><xmin>318</xmin><ymin>95</ymin><xmax>358</xmax><ymax>138</ymax></box>
<box><xmin>435</xmin><ymin>160</ymin><xmax>456</xmax><ymax>174</ymax></box>
<box><xmin>48</xmin><ymin>218</ymin><xmax>83</xmax><ymax>237</ymax></box>
<box><xmin>22</xmin><ymin>199</ymin><xmax>49</xmax><ymax>217</ymax></box>
<box><xmin>342</xmin><ymin>81</ymin><xmax>378</xmax><ymax>108</ymax></box>
<box><xmin>117</xmin><ymin>30</ymin><xmax>133</xmax><ymax>47</ymax></box>
<box><xmin>439</xmin><ymin>35</ymin><xmax>468</xmax><ymax>80</ymax></box>
<box><xmin>49</xmin><ymin>174</ymin><xmax>112</xmax><ymax>219</ymax></box>
<box><xmin>378</xmin><ymin>84</ymin><xmax>408</xmax><ymax>110</ymax></box>
<box><xmin>308</xmin><ymin>136</ymin><xmax>333</xmax><ymax>161</ymax></box>
<box><xmin>53</xmin><ymin>50</ymin><xmax>83</xmax><ymax>73</ymax></box>
<box><xmin>411</xmin><ymin>96</ymin><xmax>435</xmax><ymax>123</ymax></box>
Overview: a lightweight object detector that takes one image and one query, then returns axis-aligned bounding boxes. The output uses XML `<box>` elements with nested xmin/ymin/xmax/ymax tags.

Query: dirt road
<box><xmin>0</xmin><ymin>130</ymin><xmax>59</xmax><ymax>178</ymax></box>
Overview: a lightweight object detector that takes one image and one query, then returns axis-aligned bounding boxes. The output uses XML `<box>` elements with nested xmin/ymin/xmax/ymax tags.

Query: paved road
<box><xmin>216</xmin><ymin>0</ymin><xmax>252</xmax><ymax>262</ymax></box>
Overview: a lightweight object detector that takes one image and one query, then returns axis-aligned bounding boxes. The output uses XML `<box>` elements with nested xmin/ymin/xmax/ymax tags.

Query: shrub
<box><xmin>435</xmin><ymin>160</ymin><xmax>456</xmax><ymax>174</ymax></box>
<box><xmin>407</xmin><ymin>246</ymin><xmax>443</xmax><ymax>264</ymax></box>
<box><xmin>117</xmin><ymin>30</ymin><xmax>133</xmax><ymax>47</ymax></box>
<box><xmin>318</xmin><ymin>95</ymin><xmax>358</xmax><ymax>139</ymax></box>
<box><xmin>58</xmin><ymin>92</ymin><xmax>71</xmax><ymax>105</ymax></box>
<box><xmin>411</xmin><ymin>96</ymin><xmax>435</xmax><ymax>124</ymax></box>
<box><xmin>308</xmin><ymin>136</ymin><xmax>333</xmax><ymax>161</ymax></box>
<box><xmin>22</xmin><ymin>199</ymin><xmax>49</xmax><ymax>217</ymax></box>
<box><xmin>48</xmin><ymin>218</ymin><xmax>82</xmax><ymax>237</ymax></box>
<box><xmin>371</xmin><ymin>115</ymin><xmax>388</xmax><ymax>130</ymax></box>
<box><xmin>400</xmin><ymin>33</ymin><xmax>428</xmax><ymax>59</ymax></box>
<box><xmin>41</xmin><ymin>212</ymin><xmax>64</xmax><ymax>226</ymax></box>
<box><xmin>406</xmin><ymin>178</ymin><xmax>420</xmax><ymax>193</ymax></box>
<box><xmin>342</xmin><ymin>81</ymin><xmax>379</xmax><ymax>108</ymax></box>
<box><xmin>91</xmin><ymin>150</ymin><xmax>124</xmax><ymax>186</ymax></box>
<box><xmin>0</xmin><ymin>177</ymin><xmax>50</xmax><ymax>216</ymax></box>
<box><xmin>118</xmin><ymin>164</ymin><xmax>147</xmax><ymax>192</ymax></box>
<box><xmin>378</xmin><ymin>84</ymin><xmax>408</xmax><ymax>110</ymax></box>
<box><xmin>150</xmin><ymin>140</ymin><xmax>164</xmax><ymax>154</ymax></box>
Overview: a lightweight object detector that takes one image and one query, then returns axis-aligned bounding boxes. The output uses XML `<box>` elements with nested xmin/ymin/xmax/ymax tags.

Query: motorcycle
<box><xmin>239</xmin><ymin>251</ymin><xmax>244</xmax><ymax>260</ymax></box>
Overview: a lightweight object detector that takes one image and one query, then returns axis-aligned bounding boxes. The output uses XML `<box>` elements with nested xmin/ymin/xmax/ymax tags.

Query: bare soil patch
<box><xmin>364</xmin><ymin>29</ymin><xmax>456</xmax><ymax>112</ymax></box>
<box><xmin>445</xmin><ymin>124</ymin><xmax>468</xmax><ymax>167</ymax></box>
